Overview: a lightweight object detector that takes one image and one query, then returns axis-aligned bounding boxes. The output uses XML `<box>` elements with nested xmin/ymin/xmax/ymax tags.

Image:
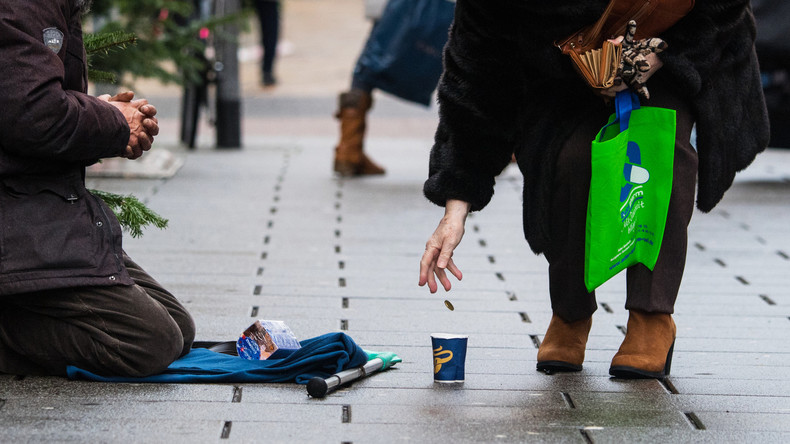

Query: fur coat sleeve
<box><xmin>422</xmin><ymin>0</ymin><xmax>530</xmax><ymax>211</ymax></box>
<box><xmin>659</xmin><ymin>0</ymin><xmax>769</xmax><ymax>211</ymax></box>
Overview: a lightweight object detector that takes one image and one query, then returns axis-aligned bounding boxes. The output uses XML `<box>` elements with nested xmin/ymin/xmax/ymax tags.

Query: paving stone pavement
<box><xmin>3</xmin><ymin>134</ymin><xmax>790</xmax><ymax>443</ymax></box>
<box><xmin>3</xmin><ymin>0</ymin><xmax>790</xmax><ymax>442</ymax></box>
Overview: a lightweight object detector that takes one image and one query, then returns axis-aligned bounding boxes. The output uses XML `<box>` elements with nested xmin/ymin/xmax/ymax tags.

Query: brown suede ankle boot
<box><xmin>536</xmin><ymin>314</ymin><xmax>592</xmax><ymax>373</ymax></box>
<box><xmin>333</xmin><ymin>90</ymin><xmax>385</xmax><ymax>177</ymax></box>
<box><xmin>609</xmin><ymin>310</ymin><xmax>676</xmax><ymax>379</ymax></box>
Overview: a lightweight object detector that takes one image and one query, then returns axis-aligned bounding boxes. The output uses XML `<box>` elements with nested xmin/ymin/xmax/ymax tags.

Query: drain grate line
<box><xmin>684</xmin><ymin>412</ymin><xmax>706</xmax><ymax>430</ymax></box>
<box><xmin>519</xmin><ymin>312</ymin><xmax>531</xmax><ymax>323</ymax></box>
<box><xmin>561</xmin><ymin>392</ymin><xmax>576</xmax><ymax>409</ymax></box>
<box><xmin>220</xmin><ymin>421</ymin><xmax>232</xmax><ymax>439</ymax></box>
<box><xmin>231</xmin><ymin>386</ymin><xmax>242</xmax><ymax>403</ymax></box>
<box><xmin>342</xmin><ymin>405</ymin><xmax>352</xmax><ymax>423</ymax></box>
<box><xmin>529</xmin><ymin>335</ymin><xmax>541</xmax><ymax>348</ymax></box>
<box><xmin>579</xmin><ymin>428</ymin><xmax>594</xmax><ymax>444</ymax></box>
<box><xmin>250</xmin><ymin>306</ymin><xmax>259</xmax><ymax>317</ymax></box>
<box><xmin>600</xmin><ymin>302</ymin><xmax>613</xmax><ymax>313</ymax></box>
<box><xmin>660</xmin><ymin>378</ymin><xmax>680</xmax><ymax>394</ymax></box>
<box><xmin>759</xmin><ymin>294</ymin><xmax>776</xmax><ymax>306</ymax></box>
<box><xmin>253</xmin><ymin>285</ymin><xmax>262</xmax><ymax>295</ymax></box>
<box><xmin>342</xmin><ymin>298</ymin><xmax>349</xmax><ymax>309</ymax></box>
<box><xmin>340</xmin><ymin>319</ymin><xmax>348</xmax><ymax>330</ymax></box>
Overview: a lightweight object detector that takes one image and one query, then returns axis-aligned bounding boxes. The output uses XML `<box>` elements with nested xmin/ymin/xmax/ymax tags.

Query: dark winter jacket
<box><xmin>423</xmin><ymin>0</ymin><xmax>769</xmax><ymax>254</ymax></box>
<box><xmin>0</xmin><ymin>0</ymin><xmax>134</xmax><ymax>295</ymax></box>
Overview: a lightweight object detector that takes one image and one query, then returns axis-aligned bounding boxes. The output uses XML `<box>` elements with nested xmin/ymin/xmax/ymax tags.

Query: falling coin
<box><xmin>444</xmin><ymin>300</ymin><xmax>455</xmax><ymax>311</ymax></box>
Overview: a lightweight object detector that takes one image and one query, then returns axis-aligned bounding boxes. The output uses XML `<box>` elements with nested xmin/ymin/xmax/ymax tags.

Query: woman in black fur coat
<box><xmin>418</xmin><ymin>0</ymin><xmax>768</xmax><ymax>379</ymax></box>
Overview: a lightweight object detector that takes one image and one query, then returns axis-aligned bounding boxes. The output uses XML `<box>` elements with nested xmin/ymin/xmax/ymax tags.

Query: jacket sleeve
<box><xmin>423</xmin><ymin>0</ymin><xmax>527</xmax><ymax>211</ymax></box>
<box><xmin>0</xmin><ymin>1</ymin><xmax>129</xmax><ymax>164</ymax></box>
<box><xmin>659</xmin><ymin>0</ymin><xmax>770</xmax><ymax>211</ymax></box>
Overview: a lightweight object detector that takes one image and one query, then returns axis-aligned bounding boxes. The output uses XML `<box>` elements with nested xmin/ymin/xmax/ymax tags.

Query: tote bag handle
<box><xmin>615</xmin><ymin>90</ymin><xmax>641</xmax><ymax>131</ymax></box>
<box><xmin>596</xmin><ymin>90</ymin><xmax>641</xmax><ymax>141</ymax></box>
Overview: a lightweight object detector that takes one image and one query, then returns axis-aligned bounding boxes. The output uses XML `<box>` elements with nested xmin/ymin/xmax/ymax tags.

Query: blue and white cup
<box><xmin>431</xmin><ymin>333</ymin><xmax>468</xmax><ymax>383</ymax></box>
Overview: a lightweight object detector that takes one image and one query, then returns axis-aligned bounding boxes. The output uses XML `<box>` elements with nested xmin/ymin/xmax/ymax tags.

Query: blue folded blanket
<box><xmin>67</xmin><ymin>332</ymin><xmax>369</xmax><ymax>384</ymax></box>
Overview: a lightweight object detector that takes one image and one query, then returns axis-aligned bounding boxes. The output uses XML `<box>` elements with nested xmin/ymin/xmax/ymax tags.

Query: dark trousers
<box><xmin>254</xmin><ymin>0</ymin><xmax>280</xmax><ymax>75</ymax></box>
<box><xmin>0</xmin><ymin>253</ymin><xmax>195</xmax><ymax>377</ymax></box>
<box><xmin>545</xmin><ymin>84</ymin><xmax>699</xmax><ymax>322</ymax></box>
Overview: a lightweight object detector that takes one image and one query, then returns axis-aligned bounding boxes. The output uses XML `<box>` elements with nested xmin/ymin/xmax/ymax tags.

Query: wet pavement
<box><xmin>2</xmin><ymin>0</ymin><xmax>790</xmax><ymax>442</ymax></box>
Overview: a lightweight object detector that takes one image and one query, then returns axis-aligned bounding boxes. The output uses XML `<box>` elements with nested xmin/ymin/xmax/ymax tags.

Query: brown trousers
<box><xmin>0</xmin><ymin>253</ymin><xmax>195</xmax><ymax>377</ymax></box>
<box><xmin>544</xmin><ymin>85</ymin><xmax>699</xmax><ymax>322</ymax></box>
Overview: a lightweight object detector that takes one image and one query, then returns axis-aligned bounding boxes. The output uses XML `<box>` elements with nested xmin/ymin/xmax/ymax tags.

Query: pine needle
<box><xmin>89</xmin><ymin>189</ymin><xmax>168</xmax><ymax>238</ymax></box>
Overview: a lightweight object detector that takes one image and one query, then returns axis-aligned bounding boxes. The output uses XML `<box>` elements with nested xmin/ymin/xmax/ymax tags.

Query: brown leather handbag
<box><xmin>557</xmin><ymin>0</ymin><xmax>695</xmax><ymax>89</ymax></box>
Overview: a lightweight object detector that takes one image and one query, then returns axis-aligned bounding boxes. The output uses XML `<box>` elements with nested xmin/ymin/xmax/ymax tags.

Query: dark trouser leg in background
<box><xmin>0</xmin><ymin>253</ymin><xmax>195</xmax><ymax>377</ymax></box>
<box><xmin>254</xmin><ymin>0</ymin><xmax>280</xmax><ymax>86</ymax></box>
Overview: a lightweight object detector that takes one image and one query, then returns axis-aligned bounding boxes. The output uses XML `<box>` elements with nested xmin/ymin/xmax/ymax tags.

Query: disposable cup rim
<box><xmin>431</xmin><ymin>333</ymin><xmax>468</xmax><ymax>339</ymax></box>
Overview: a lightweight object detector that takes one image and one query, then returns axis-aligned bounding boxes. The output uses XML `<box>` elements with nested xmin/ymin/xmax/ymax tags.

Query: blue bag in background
<box><xmin>353</xmin><ymin>0</ymin><xmax>455</xmax><ymax>106</ymax></box>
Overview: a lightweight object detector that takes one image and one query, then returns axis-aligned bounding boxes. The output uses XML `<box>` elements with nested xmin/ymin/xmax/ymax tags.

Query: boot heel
<box><xmin>663</xmin><ymin>340</ymin><xmax>675</xmax><ymax>376</ymax></box>
<box><xmin>334</xmin><ymin>160</ymin><xmax>358</xmax><ymax>177</ymax></box>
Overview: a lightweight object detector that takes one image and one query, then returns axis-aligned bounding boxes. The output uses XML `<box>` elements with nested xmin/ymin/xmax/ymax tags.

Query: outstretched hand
<box><xmin>419</xmin><ymin>199</ymin><xmax>471</xmax><ymax>292</ymax></box>
<box><xmin>99</xmin><ymin>91</ymin><xmax>159</xmax><ymax>160</ymax></box>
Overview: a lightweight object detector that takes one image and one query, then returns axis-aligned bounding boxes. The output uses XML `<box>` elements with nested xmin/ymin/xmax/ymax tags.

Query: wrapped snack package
<box><xmin>237</xmin><ymin>320</ymin><xmax>301</xmax><ymax>360</ymax></box>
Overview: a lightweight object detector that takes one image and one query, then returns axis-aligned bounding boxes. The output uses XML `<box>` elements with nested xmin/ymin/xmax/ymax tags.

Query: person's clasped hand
<box><xmin>601</xmin><ymin>20</ymin><xmax>666</xmax><ymax>100</ymax></box>
<box><xmin>99</xmin><ymin>91</ymin><xmax>160</xmax><ymax>159</ymax></box>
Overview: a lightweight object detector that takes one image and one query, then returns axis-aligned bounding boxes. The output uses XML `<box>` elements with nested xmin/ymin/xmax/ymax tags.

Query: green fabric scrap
<box><xmin>364</xmin><ymin>350</ymin><xmax>402</xmax><ymax>370</ymax></box>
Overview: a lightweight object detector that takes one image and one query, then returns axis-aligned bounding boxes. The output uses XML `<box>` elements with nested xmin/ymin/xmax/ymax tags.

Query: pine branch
<box><xmin>88</xmin><ymin>70</ymin><xmax>117</xmax><ymax>84</ymax></box>
<box><xmin>89</xmin><ymin>189</ymin><xmax>168</xmax><ymax>238</ymax></box>
<box><xmin>84</xmin><ymin>31</ymin><xmax>137</xmax><ymax>55</ymax></box>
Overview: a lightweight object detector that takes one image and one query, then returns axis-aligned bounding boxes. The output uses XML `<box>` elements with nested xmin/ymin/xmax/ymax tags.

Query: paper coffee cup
<box><xmin>431</xmin><ymin>333</ymin><xmax>468</xmax><ymax>383</ymax></box>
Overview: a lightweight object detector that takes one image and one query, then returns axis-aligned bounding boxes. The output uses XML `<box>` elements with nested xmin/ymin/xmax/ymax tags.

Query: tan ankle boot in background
<box><xmin>609</xmin><ymin>310</ymin><xmax>676</xmax><ymax>379</ymax></box>
<box><xmin>536</xmin><ymin>314</ymin><xmax>592</xmax><ymax>373</ymax></box>
<box><xmin>333</xmin><ymin>89</ymin><xmax>385</xmax><ymax>177</ymax></box>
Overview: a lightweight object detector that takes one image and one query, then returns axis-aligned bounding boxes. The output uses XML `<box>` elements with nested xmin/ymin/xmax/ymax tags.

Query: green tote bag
<box><xmin>584</xmin><ymin>91</ymin><xmax>675</xmax><ymax>292</ymax></box>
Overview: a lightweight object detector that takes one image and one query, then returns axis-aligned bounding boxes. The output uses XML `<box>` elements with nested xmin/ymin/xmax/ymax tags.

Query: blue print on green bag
<box><xmin>620</xmin><ymin>141</ymin><xmax>650</xmax><ymax>225</ymax></box>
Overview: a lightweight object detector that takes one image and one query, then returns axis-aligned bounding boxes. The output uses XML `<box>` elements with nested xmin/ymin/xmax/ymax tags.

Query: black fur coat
<box><xmin>423</xmin><ymin>0</ymin><xmax>769</xmax><ymax>254</ymax></box>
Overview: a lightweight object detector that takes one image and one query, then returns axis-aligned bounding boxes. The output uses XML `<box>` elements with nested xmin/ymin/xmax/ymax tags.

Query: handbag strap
<box><xmin>615</xmin><ymin>90</ymin><xmax>641</xmax><ymax>132</ymax></box>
